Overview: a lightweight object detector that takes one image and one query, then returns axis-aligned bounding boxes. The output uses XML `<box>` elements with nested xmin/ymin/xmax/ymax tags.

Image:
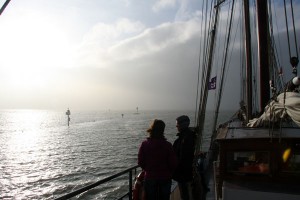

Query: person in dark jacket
<box><xmin>138</xmin><ymin>119</ymin><xmax>178</xmax><ymax>200</ymax></box>
<box><xmin>172</xmin><ymin>115</ymin><xmax>196</xmax><ymax>200</ymax></box>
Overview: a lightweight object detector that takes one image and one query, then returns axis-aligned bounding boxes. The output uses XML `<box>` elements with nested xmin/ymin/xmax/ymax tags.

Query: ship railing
<box><xmin>55</xmin><ymin>165</ymin><xmax>141</xmax><ymax>200</ymax></box>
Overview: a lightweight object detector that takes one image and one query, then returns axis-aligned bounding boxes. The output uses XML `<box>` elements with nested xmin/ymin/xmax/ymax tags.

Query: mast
<box><xmin>256</xmin><ymin>0</ymin><xmax>270</xmax><ymax>112</ymax></box>
<box><xmin>244</xmin><ymin>0</ymin><xmax>253</xmax><ymax>121</ymax></box>
<box><xmin>196</xmin><ymin>0</ymin><xmax>223</xmax><ymax>152</ymax></box>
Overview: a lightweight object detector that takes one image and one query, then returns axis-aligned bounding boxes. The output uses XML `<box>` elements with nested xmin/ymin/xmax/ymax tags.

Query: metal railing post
<box><xmin>129</xmin><ymin>170</ymin><xmax>133</xmax><ymax>200</ymax></box>
<box><xmin>55</xmin><ymin>165</ymin><xmax>140</xmax><ymax>200</ymax></box>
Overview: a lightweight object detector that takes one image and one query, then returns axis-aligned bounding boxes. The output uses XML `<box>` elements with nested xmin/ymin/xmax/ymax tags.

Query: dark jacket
<box><xmin>172</xmin><ymin>128</ymin><xmax>196</xmax><ymax>182</ymax></box>
<box><xmin>138</xmin><ymin>138</ymin><xmax>178</xmax><ymax>180</ymax></box>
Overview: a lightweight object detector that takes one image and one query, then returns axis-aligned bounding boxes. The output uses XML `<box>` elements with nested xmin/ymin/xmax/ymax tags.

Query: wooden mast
<box><xmin>244</xmin><ymin>0</ymin><xmax>253</xmax><ymax>121</ymax></box>
<box><xmin>256</xmin><ymin>0</ymin><xmax>270</xmax><ymax>112</ymax></box>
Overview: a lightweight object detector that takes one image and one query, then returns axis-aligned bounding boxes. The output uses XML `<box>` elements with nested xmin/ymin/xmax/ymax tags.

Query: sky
<box><xmin>0</xmin><ymin>0</ymin><xmax>299</xmax><ymax>112</ymax></box>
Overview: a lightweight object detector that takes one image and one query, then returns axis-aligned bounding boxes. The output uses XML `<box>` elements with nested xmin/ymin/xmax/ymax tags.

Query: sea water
<box><xmin>0</xmin><ymin>109</ymin><xmax>232</xmax><ymax>199</ymax></box>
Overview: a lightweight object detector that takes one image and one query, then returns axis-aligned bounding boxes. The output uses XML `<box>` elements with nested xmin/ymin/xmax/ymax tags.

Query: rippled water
<box><xmin>0</xmin><ymin>110</ymin><xmax>204</xmax><ymax>199</ymax></box>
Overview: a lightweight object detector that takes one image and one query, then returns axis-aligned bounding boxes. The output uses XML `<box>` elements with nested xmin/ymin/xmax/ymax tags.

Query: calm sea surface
<box><xmin>0</xmin><ymin>109</ymin><xmax>232</xmax><ymax>199</ymax></box>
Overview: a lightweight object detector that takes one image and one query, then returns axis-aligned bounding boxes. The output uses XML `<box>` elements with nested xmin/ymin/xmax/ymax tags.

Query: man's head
<box><xmin>176</xmin><ymin>115</ymin><xmax>190</xmax><ymax>132</ymax></box>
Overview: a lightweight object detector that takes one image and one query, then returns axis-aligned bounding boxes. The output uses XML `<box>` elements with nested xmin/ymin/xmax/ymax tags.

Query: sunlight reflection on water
<box><xmin>0</xmin><ymin>109</ymin><xmax>231</xmax><ymax>199</ymax></box>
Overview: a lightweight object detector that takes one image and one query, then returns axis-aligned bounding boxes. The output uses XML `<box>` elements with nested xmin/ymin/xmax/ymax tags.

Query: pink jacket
<box><xmin>138</xmin><ymin>138</ymin><xmax>178</xmax><ymax>180</ymax></box>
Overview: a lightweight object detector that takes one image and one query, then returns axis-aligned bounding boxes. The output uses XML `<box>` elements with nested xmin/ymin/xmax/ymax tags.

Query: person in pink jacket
<box><xmin>138</xmin><ymin>119</ymin><xmax>178</xmax><ymax>200</ymax></box>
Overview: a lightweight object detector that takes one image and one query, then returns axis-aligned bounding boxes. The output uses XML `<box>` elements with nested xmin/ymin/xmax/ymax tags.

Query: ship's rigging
<box><xmin>0</xmin><ymin>0</ymin><xmax>11</xmax><ymax>16</ymax></box>
<box><xmin>194</xmin><ymin>0</ymin><xmax>299</xmax><ymax>153</ymax></box>
<box><xmin>192</xmin><ymin>1</ymin><xmax>300</xmax><ymax>199</ymax></box>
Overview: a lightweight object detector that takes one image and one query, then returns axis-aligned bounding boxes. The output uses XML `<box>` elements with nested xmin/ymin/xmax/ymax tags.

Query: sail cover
<box><xmin>247</xmin><ymin>92</ymin><xmax>300</xmax><ymax>127</ymax></box>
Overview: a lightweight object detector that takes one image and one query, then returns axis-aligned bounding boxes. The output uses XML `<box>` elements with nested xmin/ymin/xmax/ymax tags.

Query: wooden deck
<box><xmin>206</xmin><ymin>177</ymin><xmax>216</xmax><ymax>200</ymax></box>
<box><xmin>170</xmin><ymin>178</ymin><xmax>216</xmax><ymax>200</ymax></box>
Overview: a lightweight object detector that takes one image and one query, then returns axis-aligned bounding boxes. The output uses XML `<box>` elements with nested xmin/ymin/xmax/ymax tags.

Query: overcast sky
<box><xmin>0</xmin><ymin>0</ymin><xmax>299</xmax><ymax>112</ymax></box>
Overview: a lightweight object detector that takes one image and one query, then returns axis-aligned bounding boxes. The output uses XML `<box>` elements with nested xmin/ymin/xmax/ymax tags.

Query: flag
<box><xmin>208</xmin><ymin>76</ymin><xmax>217</xmax><ymax>90</ymax></box>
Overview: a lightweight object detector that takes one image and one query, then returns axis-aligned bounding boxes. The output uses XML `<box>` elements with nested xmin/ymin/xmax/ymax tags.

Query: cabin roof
<box><xmin>216</xmin><ymin>126</ymin><xmax>300</xmax><ymax>140</ymax></box>
<box><xmin>223</xmin><ymin>180</ymin><xmax>300</xmax><ymax>195</ymax></box>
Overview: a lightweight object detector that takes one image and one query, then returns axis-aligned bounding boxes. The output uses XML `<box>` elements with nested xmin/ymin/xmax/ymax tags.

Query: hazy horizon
<box><xmin>0</xmin><ymin>0</ymin><xmax>299</xmax><ymax>112</ymax></box>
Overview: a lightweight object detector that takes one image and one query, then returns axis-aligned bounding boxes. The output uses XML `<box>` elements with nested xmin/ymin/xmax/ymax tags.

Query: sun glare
<box><xmin>5</xmin><ymin>110</ymin><xmax>47</xmax><ymax>157</ymax></box>
<box><xmin>0</xmin><ymin>13</ymin><xmax>75</xmax><ymax>89</ymax></box>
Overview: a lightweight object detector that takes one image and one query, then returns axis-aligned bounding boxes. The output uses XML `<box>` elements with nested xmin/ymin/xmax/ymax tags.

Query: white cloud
<box><xmin>121</xmin><ymin>0</ymin><xmax>131</xmax><ymax>7</ymax></box>
<box><xmin>152</xmin><ymin>0</ymin><xmax>177</xmax><ymax>12</ymax></box>
<box><xmin>75</xmin><ymin>18</ymin><xmax>146</xmax><ymax>68</ymax></box>
<box><xmin>1</xmin><ymin>0</ymin><xmax>298</xmax><ymax>111</ymax></box>
<box><xmin>81</xmin><ymin>18</ymin><xmax>145</xmax><ymax>47</ymax></box>
<box><xmin>75</xmin><ymin>18</ymin><xmax>200</xmax><ymax>71</ymax></box>
<box><xmin>105</xmin><ymin>19</ymin><xmax>200</xmax><ymax>62</ymax></box>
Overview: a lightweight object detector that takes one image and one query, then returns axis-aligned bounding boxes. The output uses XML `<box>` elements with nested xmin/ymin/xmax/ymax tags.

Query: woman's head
<box><xmin>147</xmin><ymin>119</ymin><xmax>165</xmax><ymax>138</ymax></box>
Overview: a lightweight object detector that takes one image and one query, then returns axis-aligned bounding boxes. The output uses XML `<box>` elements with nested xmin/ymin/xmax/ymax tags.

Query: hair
<box><xmin>147</xmin><ymin>119</ymin><xmax>166</xmax><ymax>139</ymax></box>
<box><xmin>176</xmin><ymin>115</ymin><xmax>190</xmax><ymax>129</ymax></box>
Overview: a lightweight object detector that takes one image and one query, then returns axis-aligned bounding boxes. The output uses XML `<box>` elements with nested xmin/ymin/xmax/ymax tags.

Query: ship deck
<box><xmin>170</xmin><ymin>178</ymin><xmax>216</xmax><ymax>200</ymax></box>
<box><xmin>206</xmin><ymin>178</ymin><xmax>216</xmax><ymax>200</ymax></box>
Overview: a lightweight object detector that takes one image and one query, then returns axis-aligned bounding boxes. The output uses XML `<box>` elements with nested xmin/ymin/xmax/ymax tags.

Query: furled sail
<box><xmin>247</xmin><ymin>92</ymin><xmax>300</xmax><ymax>127</ymax></box>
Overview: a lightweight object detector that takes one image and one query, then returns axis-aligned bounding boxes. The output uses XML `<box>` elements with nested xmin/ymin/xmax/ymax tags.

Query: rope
<box><xmin>195</xmin><ymin>0</ymin><xmax>221</xmax><ymax>152</ymax></box>
<box><xmin>290</xmin><ymin>0</ymin><xmax>299</xmax><ymax>58</ymax></box>
<box><xmin>211</xmin><ymin>0</ymin><xmax>236</xmax><ymax>132</ymax></box>
<box><xmin>283</xmin><ymin>0</ymin><xmax>292</xmax><ymax>59</ymax></box>
<box><xmin>271</xmin><ymin>0</ymin><xmax>284</xmax><ymax>68</ymax></box>
<box><xmin>197</xmin><ymin>0</ymin><xmax>212</xmax><ymax>118</ymax></box>
<box><xmin>195</xmin><ymin>1</ymin><xmax>209</xmax><ymax>126</ymax></box>
<box><xmin>268</xmin><ymin>1</ymin><xmax>285</xmax><ymax>92</ymax></box>
<box><xmin>0</xmin><ymin>0</ymin><xmax>11</xmax><ymax>15</ymax></box>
